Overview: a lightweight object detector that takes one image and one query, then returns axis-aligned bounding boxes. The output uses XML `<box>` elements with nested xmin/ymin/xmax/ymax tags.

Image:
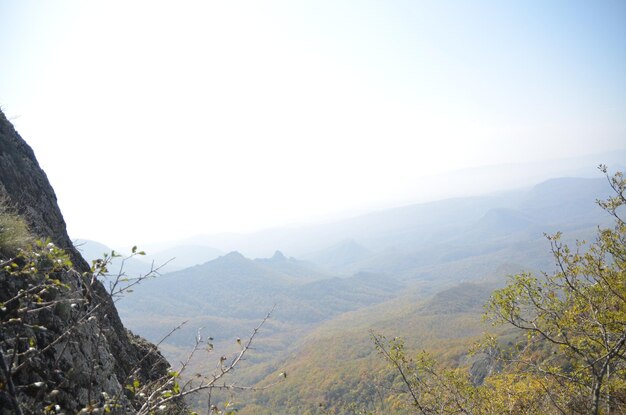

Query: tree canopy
<box><xmin>374</xmin><ymin>167</ymin><xmax>626</xmax><ymax>414</ymax></box>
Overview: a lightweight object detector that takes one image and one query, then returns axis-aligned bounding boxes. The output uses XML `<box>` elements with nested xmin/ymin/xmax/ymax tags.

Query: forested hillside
<box><xmin>89</xmin><ymin>174</ymin><xmax>622</xmax><ymax>414</ymax></box>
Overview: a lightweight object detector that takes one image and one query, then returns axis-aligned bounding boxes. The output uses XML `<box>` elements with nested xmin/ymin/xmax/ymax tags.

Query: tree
<box><xmin>374</xmin><ymin>166</ymin><xmax>626</xmax><ymax>414</ymax></box>
<box><xmin>486</xmin><ymin>166</ymin><xmax>626</xmax><ymax>414</ymax></box>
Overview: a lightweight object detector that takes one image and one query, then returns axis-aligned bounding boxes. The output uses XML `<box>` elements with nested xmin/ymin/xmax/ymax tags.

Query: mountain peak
<box><xmin>272</xmin><ymin>250</ymin><xmax>287</xmax><ymax>261</ymax></box>
<box><xmin>214</xmin><ymin>251</ymin><xmax>247</xmax><ymax>263</ymax></box>
<box><xmin>222</xmin><ymin>251</ymin><xmax>246</xmax><ymax>261</ymax></box>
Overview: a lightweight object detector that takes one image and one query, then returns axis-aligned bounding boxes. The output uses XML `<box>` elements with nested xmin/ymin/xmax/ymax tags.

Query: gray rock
<box><xmin>0</xmin><ymin>110</ymin><xmax>173</xmax><ymax>414</ymax></box>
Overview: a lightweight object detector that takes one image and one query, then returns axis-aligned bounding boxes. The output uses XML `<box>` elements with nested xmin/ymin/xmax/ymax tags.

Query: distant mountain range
<box><xmin>81</xmin><ymin>176</ymin><xmax>613</xmax><ymax>272</ymax></box>
<box><xmin>75</xmin><ymin>239</ymin><xmax>223</xmax><ymax>273</ymax></box>
<box><xmin>76</xmin><ymin>174</ymin><xmax>621</xmax><ymax>414</ymax></box>
<box><xmin>116</xmin><ymin>249</ymin><xmax>404</xmax><ymax>348</ymax></box>
<box><xmin>80</xmin><ymin>176</ymin><xmax>615</xmax><ymax>338</ymax></box>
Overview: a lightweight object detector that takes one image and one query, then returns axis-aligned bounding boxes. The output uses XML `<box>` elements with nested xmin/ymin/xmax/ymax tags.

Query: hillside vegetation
<box><xmin>361</xmin><ymin>168</ymin><xmax>626</xmax><ymax>414</ymax></box>
<box><xmin>92</xmin><ymin>173</ymin><xmax>623</xmax><ymax>414</ymax></box>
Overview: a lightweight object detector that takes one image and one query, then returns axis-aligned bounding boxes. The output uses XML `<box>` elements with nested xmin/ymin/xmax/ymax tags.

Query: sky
<box><xmin>0</xmin><ymin>0</ymin><xmax>625</xmax><ymax>247</ymax></box>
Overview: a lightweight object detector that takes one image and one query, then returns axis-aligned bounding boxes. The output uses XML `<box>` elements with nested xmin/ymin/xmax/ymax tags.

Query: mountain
<box><xmin>229</xmin><ymin>176</ymin><xmax>623</xmax><ymax>414</ymax></box>
<box><xmin>0</xmin><ymin>110</ymin><xmax>171</xmax><ymax>413</ymax></box>
<box><xmin>168</xmin><ymin>175</ymin><xmax>614</xmax><ymax>272</ymax></box>
<box><xmin>120</xmin><ymin>250</ymin><xmax>401</xmax><ymax>324</ymax></box>
<box><xmin>167</xmin><ymin>192</ymin><xmax>514</xmax><ymax>258</ymax></box>
<box><xmin>111</xmin><ymin>171</ymin><xmax>622</xmax><ymax>414</ymax></box>
<box><xmin>2</xmin><ymin>106</ymin><xmax>621</xmax><ymax>413</ymax></box>
<box><xmin>117</xmin><ymin>250</ymin><xmax>405</xmax><ymax>356</ymax></box>
<box><xmin>166</xmin><ymin>150</ymin><xmax>626</xmax><ymax>259</ymax></box>
<box><xmin>125</xmin><ymin>251</ymin><xmax>294</xmax><ymax>319</ymax></box>
<box><xmin>304</xmin><ymin>176</ymin><xmax>612</xmax><ymax>281</ymax></box>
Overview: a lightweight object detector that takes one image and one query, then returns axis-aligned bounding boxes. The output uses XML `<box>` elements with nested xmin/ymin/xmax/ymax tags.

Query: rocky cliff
<box><xmin>0</xmin><ymin>110</ymin><xmax>174</xmax><ymax>414</ymax></box>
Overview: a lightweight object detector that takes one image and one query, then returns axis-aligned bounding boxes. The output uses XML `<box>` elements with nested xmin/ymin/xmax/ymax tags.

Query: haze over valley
<box><xmin>2</xmin><ymin>1</ymin><xmax>625</xmax><ymax>413</ymax></box>
<box><xmin>76</xmin><ymin>171</ymin><xmax>624</xmax><ymax>413</ymax></box>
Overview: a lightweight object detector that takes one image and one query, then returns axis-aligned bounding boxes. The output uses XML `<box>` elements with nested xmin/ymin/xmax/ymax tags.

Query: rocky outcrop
<box><xmin>0</xmin><ymin>116</ymin><xmax>77</xmax><ymax>262</ymax></box>
<box><xmin>0</xmin><ymin>110</ymin><xmax>172</xmax><ymax>414</ymax></box>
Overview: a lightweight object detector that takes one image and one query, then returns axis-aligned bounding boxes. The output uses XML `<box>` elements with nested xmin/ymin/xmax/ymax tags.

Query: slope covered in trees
<box><xmin>94</xmin><ymin>170</ymin><xmax>623</xmax><ymax>414</ymax></box>
<box><xmin>365</xmin><ymin>168</ymin><xmax>626</xmax><ymax>414</ymax></box>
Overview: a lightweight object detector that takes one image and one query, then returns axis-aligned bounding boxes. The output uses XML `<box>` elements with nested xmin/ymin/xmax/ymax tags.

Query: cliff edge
<box><xmin>0</xmin><ymin>110</ymin><xmax>173</xmax><ymax>414</ymax></box>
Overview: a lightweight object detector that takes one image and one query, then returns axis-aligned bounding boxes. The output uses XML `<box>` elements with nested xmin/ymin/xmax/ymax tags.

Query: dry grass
<box><xmin>0</xmin><ymin>199</ymin><xmax>32</xmax><ymax>258</ymax></box>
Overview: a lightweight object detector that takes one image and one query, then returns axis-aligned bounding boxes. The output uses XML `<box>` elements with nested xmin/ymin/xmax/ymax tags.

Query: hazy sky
<box><xmin>0</xmin><ymin>1</ymin><xmax>625</xmax><ymax>247</ymax></box>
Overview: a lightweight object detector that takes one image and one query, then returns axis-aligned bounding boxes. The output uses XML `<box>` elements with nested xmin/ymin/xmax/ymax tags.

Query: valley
<box><xmin>77</xmin><ymin>175</ymin><xmax>617</xmax><ymax>413</ymax></box>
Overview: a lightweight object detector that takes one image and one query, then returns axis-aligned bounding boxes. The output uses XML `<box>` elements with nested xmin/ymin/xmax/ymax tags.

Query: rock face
<box><xmin>0</xmin><ymin>110</ymin><xmax>172</xmax><ymax>414</ymax></box>
<box><xmin>0</xmin><ymin>115</ymin><xmax>76</xmax><ymax>261</ymax></box>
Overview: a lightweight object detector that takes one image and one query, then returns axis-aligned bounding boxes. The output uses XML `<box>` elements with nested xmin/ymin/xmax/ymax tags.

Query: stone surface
<box><xmin>0</xmin><ymin>110</ymin><xmax>172</xmax><ymax>414</ymax></box>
